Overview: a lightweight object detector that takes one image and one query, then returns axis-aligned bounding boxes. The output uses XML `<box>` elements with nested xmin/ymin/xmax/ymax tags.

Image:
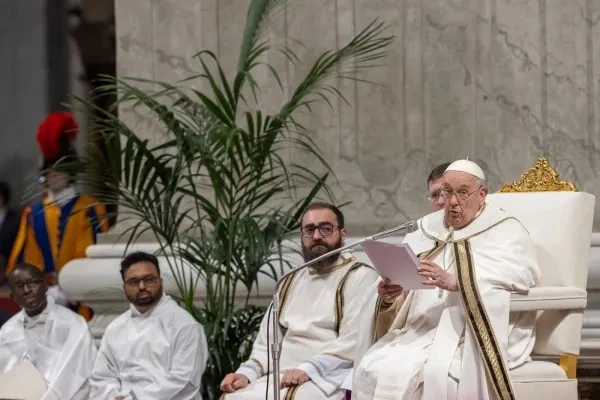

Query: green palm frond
<box><xmin>68</xmin><ymin>2</ymin><xmax>393</xmax><ymax>398</ymax></box>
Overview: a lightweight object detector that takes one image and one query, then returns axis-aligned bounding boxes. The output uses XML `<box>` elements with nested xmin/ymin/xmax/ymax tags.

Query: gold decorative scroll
<box><xmin>499</xmin><ymin>157</ymin><xmax>577</xmax><ymax>193</ymax></box>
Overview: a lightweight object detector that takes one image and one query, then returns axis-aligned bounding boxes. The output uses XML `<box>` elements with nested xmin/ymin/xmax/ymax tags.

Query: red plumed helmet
<box><xmin>36</xmin><ymin>111</ymin><xmax>79</xmax><ymax>161</ymax></box>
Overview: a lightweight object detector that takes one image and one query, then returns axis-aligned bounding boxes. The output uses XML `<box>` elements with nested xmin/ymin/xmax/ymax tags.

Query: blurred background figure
<box><xmin>6</xmin><ymin>112</ymin><xmax>109</xmax><ymax>321</ymax></box>
<box><xmin>0</xmin><ymin>181</ymin><xmax>19</xmax><ymax>279</ymax></box>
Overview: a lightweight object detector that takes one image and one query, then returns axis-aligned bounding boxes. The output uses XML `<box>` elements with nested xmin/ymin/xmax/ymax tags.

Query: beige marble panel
<box><xmin>152</xmin><ymin>0</ymin><xmax>205</xmax><ymax>83</ymax></box>
<box><xmin>217</xmin><ymin>0</ymin><xmax>251</xmax><ymax>78</ymax></box>
<box><xmin>284</xmin><ymin>1</ymin><xmax>340</xmax><ymax>180</ymax></box>
<box><xmin>544</xmin><ymin>1</ymin><xmax>595</xmax><ymax>191</ymax></box>
<box><xmin>336</xmin><ymin>0</ymin><xmax>359</xmax><ymax>163</ymax></box>
<box><xmin>350</xmin><ymin>0</ymin><xmax>417</xmax><ymax>233</ymax></box>
<box><xmin>482</xmin><ymin>0</ymin><xmax>545</xmax><ymax>191</ymax></box>
<box><xmin>115</xmin><ymin>0</ymin><xmax>600</xmax><ymax>234</ymax></box>
<box><xmin>592</xmin><ymin>0</ymin><xmax>600</xmax><ymax>157</ymax></box>
<box><xmin>115</xmin><ymin>0</ymin><xmax>159</xmax><ymax>144</ymax></box>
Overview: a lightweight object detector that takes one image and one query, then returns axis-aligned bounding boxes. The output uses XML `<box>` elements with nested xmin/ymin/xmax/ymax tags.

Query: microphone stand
<box><xmin>269</xmin><ymin>220</ymin><xmax>416</xmax><ymax>400</ymax></box>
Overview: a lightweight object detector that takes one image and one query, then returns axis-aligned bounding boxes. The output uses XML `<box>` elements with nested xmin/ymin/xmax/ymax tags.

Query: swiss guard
<box><xmin>7</xmin><ymin>111</ymin><xmax>109</xmax><ymax>320</ymax></box>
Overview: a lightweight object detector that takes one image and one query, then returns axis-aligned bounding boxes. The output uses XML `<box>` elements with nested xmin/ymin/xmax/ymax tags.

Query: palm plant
<box><xmin>77</xmin><ymin>1</ymin><xmax>393</xmax><ymax>398</ymax></box>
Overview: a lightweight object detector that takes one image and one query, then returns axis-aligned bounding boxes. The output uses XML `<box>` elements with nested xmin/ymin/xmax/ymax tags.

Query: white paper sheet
<box><xmin>0</xmin><ymin>360</ymin><xmax>47</xmax><ymax>400</ymax></box>
<box><xmin>361</xmin><ymin>240</ymin><xmax>434</xmax><ymax>290</ymax></box>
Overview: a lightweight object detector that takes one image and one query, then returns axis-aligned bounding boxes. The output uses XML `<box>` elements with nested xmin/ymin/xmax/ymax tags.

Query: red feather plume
<box><xmin>36</xmin><ymin>112</ymin><xmax>79</xmax><ymax>159</ymax></box>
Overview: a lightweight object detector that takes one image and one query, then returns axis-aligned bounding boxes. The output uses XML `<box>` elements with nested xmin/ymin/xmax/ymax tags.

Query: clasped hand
<box><xmin>417</xmin><ymin>259</ymin><xmax>457</xmax><ymax>292</ymax></box>
<box><xmin>219</xmin><ymin>369</ymin><xmax>309</xmax><ymax>393</ymax></box>
<box><xmin>281</xmin><ymin>369</ymin><xmax>310</xmax><ymax>388</ymax></box>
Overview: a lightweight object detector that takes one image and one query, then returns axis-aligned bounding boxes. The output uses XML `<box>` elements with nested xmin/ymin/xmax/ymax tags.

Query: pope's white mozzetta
<box><xmin>224</xmin><ymin>252</ymin><xmax>379</xmax><ymax>400</ymax></box>
<box><xmin>89</xmin><ymin>294</ymin><xmax>208</xmax><ymax>400</ymax></box>
<box><xmin>0</xmin><ymin>296</ymin><xmax>98</xmax><ymax>400</ymax></box>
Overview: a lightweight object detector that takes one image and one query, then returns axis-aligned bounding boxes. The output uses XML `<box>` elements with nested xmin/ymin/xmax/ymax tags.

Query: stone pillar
<box><xmin>0</xmin><ymin>0</ymin><xmax>74</xmax><ymax>207</ymax></box>
<box><xmin>0</xmin><ymin>1</ymin><xmax>49</xmax><ymax>205</ymax></box>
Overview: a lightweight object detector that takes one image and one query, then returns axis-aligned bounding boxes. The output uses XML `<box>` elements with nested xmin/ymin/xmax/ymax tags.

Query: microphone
<box><xmin>267</xmin><ymin>219</ymin><xmax>418</xmax><ymax>400</ymax></box>
<box><xmin>367</xmin><ymin>220</ymin><xmax>419</xmax><ymax>241</ymax></box>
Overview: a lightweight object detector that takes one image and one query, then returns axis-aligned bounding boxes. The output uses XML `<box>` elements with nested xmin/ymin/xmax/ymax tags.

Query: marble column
<box><xmin>0</xmin><ymin>0</ymin><xmax>49</xmax><ymax>204</ymax></box>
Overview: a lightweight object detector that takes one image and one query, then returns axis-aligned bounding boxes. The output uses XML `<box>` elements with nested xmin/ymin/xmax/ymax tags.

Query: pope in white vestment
<box><xmin>89</xmin><ymin>251</ymin><xmax>208</xmax><ymax>400</ymax></box>
<box><xmin>0</xmin><ymin>264</ymin><xmax>97</xmax><ymax>400</ymax></box>
<box><xmin>351</xmin><ymin>160</ymin><xmax>542</xmax><ymax>400</ymax></box>
<box><xmin>220</xmin><ymin>203</ymin><xmax>380</xmax><ymax>400</ymax></box>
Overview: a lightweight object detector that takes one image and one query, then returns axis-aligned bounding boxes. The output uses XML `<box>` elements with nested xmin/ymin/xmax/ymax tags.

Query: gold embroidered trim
<box><xmin>284</xmin><ymin>385</ymin><xmax>300</xmax><ymax>400</ymax></box>
<box><xmin>277</xmin><ymin>271</ymin><xmax>298</xmax><ymax>326</ymax></box>
<box><xmin>308</xmin><ymin>254</ymin><xmax>356</xmax><ymax>275</ymax></box>
<box><xmin>323</xmin><ymin>352</ymin><xmax>353</xmax><ymax>362</ymax></box>
<box><xmin>460</xmin><ymin>217</ymin><xmax>517</xmax><ymax>241</ymax></box>
<box><xmin>249</xmin><ymin>358</ymin><xmax>265</xmax><ymax>377</ymax></box>
<box><xmin>453</xmin><ymin>239</ymin><xmax>515</xmax><ymax>400</ymax></box>
<box><xmin>371</xmin><ymin>296</ymin><xmax>384</xmax><ymax>343</ymax></box>
<box><xmin>334</xmin><ymin>262</ymin><xmax>367</xmax><ymax>336</ymax></box>
<box><xmin>422</xmin><ymin>215</ymin><xmax>517</xmax><ymax>242</ymax></box>
<box><xmin>420</xmin><ymin>218</ymin><xmax>440</xmax><ymax>242</ymax></box>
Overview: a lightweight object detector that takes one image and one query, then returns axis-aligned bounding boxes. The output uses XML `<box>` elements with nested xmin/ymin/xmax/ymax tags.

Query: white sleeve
<box><xmin>236</xmin><ymin>303</ymin><xmax>282</xmax><ymax>382</ymax></box>
<box><xmin>42</xmin><ymin>323</ymin><xmax>98</xmax><ymax>400</ymax></box>
<box><xmin>129</xmin><ymin>323</ymin><xmax>207</xmax><ymax>400</ymax></box>
<box><xmin>298</xmin><ymin>267</ymin><xmax>380</xmax><ymax>395</ymax></box>
<box><xmin>88</xmin><ymin>333</ymin><xmax>123</xmax><ymax>399</ymax></box>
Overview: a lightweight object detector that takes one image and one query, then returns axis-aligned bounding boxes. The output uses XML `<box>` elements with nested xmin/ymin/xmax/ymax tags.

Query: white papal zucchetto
<box><xmin>444</xmin><ymin>159</ymin><xmax>486</xmax><ymax>181</ymax></box>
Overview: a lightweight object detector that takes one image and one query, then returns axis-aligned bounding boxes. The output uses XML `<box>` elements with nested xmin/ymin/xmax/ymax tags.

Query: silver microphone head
<box><xmin>406</xmin><ymin>220</ymin><xmax>419</xmax><ymax>233</ymax></box>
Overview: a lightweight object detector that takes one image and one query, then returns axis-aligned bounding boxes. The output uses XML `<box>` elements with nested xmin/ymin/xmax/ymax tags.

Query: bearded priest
<box><xmin>220</xmin><ymin>202</ymin><xmax>379</xmax><ymax>400</ymax></box>
<box><xmin>352</xmin><ymin>159</ymin><xmax>541</xmax><ymax>400</ymax></box>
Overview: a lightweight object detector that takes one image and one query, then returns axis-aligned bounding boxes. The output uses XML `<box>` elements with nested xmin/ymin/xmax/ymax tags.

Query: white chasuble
<box><xmin>0</xmin><ymin>296</ymin><xmax>97</xmax><ymax>400</ymax></box>
<box><xmin>223</xmin><ymin>252</ymin><xmax>379</xmax><ymax>400</ymax></box>
<box><xmin>89</xmin><ymin>294</ymin><xmax>209</xmax><ymax>400</ymax></box>
<box><xmin>352</xmin><ymin>200</ymin><xmax>541</xmax><ymax>400</ymax></box>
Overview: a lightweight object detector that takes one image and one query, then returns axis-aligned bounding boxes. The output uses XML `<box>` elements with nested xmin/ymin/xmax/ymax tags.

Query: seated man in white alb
<box><xmin>0</xmin><ymin>263</ymin><xmax>97</xmax><ymax>399</ymax></box>
<box><xmin>89</xmin><ymin>251</ymin><xmax>208</xmax><ymax>400</ymax></box>
<box><xmin>220</xmin><ymin>202</ymin><xmax>380</xmax><ymax>400</ymax></box>
<box><xmin>352</xmin><ymin>159</ymin><xmax>542</xmax><ymax>400</ymax></box>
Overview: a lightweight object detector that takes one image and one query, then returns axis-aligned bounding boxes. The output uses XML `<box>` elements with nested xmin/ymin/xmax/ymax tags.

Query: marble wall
<box><xmin>115</xmin><ymin>0</ymin><xmax>600</xmax><ymax>236</ymax></box>
<box><xmin>0</xmin><ymin>0</ymin><xmax>49</xmax><ymax>205</ymax></box>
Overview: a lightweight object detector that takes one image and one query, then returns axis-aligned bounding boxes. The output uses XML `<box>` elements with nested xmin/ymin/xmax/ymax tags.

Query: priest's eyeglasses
<box><xmin>125</xmin><ymin>276</ymin><xmax>160</xmax><ymax>288</ymax></box>
<box><xmin>440</xmin><ymin>187</ymin><xmax>481</xmax><ymax>201</ymax></box>
<box><xmin>426</xmin><ymin>191</ymin><xmax>441</xmax><ymax>201</ymax></box>
<box><xmin>301</xmin><ymin>223</ymin><xmax>338</xmax><ymax>238</ymax></box>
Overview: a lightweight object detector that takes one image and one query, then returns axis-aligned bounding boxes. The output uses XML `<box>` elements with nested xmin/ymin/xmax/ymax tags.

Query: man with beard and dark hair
<box><xmin>89</xmin><ymin>251</ymin><xmax>208</xmax><ymax>400</ymax></box>
<box><xmin>220</xmin><ymin>202</ymin><xmax>379</xmax><ymax>400</ymax></box>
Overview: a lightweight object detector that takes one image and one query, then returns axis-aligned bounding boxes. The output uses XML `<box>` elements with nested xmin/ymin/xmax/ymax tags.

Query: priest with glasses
<box><xmin>220</xmin><ymin>202</ymin><xmax>379</xmax><ymax>400</ymax></box>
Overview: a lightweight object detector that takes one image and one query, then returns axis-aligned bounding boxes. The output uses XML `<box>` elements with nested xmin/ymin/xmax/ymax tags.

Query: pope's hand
<box><xmin>220</xmin><ymin>373</ymin><xmax>250</xmax><ymax>393</ymax></box>
<box><xmin>281</xmin><ymin>369</ymin><xmax>310</xmax><ymax>388</ymax></box>
<box><xmin>418</xmin><ymin>260</ymin><xmax>458</xmax><ymax>292</ymax></box>
<box><xmin>377</xmin><ymin>279</ymin><xmax>403</xmax><ymax>305</ymax></box>
<box><xmin>115</xmin><ymin>397</ymin><xmax>125</xmax><ymax>400</ymax></box>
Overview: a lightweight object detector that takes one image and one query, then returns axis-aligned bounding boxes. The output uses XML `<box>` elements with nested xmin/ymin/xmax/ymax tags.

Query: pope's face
<box><xmin>442</xmin><ymin>171</ymin><xmax>488</xmax><ymax>229</ymax></box>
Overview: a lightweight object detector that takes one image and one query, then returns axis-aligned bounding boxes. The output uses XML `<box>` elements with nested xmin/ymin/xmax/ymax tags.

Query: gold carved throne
<box><xmin>488</xmin><ymin>157</ymin><xmax>593</xmax><ymax>400</ymax></box>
